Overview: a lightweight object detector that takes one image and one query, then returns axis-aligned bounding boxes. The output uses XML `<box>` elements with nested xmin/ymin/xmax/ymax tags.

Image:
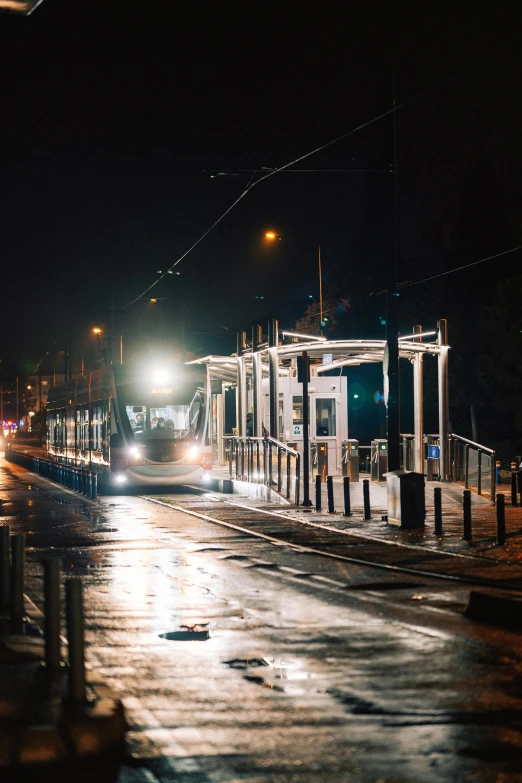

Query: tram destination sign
<box><xmin>151</xmin><ymin>387</ymin><xmax>173</xmax><ymax>395</ymax></box>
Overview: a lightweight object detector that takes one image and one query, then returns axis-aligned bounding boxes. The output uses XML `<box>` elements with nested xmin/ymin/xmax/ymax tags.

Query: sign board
<box><xmin>322</xmin><ymin>353</ymin><xmax>333</xmax><ymax>366</ymax></box>
<box><xmin>293</xmin><ymin>424</ymin><xmax>302</xmax><ymax>436</ymax></box>
<box><xmin>428</xmin><ymin>445</ymin><xmax>440</xmax><ymax>459</ymax></box>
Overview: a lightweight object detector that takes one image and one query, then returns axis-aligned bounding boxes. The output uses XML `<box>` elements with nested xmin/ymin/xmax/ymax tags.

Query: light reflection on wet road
<box><xmin>3</xmin><ymin>461</ymin><xmax>522</xmax><ymax>782</ymax></box>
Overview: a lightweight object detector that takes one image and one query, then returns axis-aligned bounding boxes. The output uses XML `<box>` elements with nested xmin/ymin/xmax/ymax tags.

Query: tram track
<box><xmin>143</xmin><ymin>492</ymin><xmax>522</xmax><ymax>592</ymax></box>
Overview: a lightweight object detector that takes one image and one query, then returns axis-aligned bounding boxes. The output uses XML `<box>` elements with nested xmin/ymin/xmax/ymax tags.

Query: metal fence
<box><xmin>450</xmin><ymin>434</ymin><xmax>495</xmax><ymax>502</ymax></box>
<box><xmin>224</xmin><ymin>436</ymin><xmax>300</xmax><ymax>504</ymax></box>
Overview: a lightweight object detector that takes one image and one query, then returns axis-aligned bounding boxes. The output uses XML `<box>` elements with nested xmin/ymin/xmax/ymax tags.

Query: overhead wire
<box><xmin>121</xmin><ymin>59</ymin><xmax>484</xmax><ymax>309</ymax></box>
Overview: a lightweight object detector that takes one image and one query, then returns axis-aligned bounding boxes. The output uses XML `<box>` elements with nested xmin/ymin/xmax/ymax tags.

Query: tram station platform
<box><xmin>208</xmin><ymin>466</ymin><xmax>522</xmax><ymax>564</ymax></box>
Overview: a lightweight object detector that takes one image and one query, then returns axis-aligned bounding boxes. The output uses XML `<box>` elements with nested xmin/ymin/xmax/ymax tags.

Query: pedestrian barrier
<box><xmin>5</xmin><ymin>447</ymin><xmax>98</xmax><ymax>499</ymax></box>
<box><xmin>450</xmin><ymin>434</ymin><xmax>496</xmax><ymax>503</ymax></box>
<box><xmin>224</xmin><ymin>435</ymin><xmax>300</xmax><ymax>504</ymax></box>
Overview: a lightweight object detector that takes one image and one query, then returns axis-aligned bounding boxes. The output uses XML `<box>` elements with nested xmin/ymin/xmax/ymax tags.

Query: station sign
<box><xmin>428</xmin><ymin>445</ymin><xmax>440</xmax><ymax>459</ymax></box>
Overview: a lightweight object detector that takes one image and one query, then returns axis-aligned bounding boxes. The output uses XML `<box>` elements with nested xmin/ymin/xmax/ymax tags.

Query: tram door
<box><xmin>312</xmin><ymin>395</ymin><xmax>339</xmax><ymax>474</ymax></box>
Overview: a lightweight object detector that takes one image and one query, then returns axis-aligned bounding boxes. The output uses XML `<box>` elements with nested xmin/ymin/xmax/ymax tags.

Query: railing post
<box><xmin>464</xmin><ymin>444</ymin><xmax>469</xmax><ymax>489</ymax></box>
<box><xmin>0</xmin><ymin>525</ymin><xmax>10</xmax><ymax>615</ymax></box>
<box><xmin>511</xmin><ymin>472</ymin><xmax>518</xmax><ymax>507</ymax></box>
<box><xmin>343</xmin><ymin>476</ymin><xmax>351</xmax><ymax>517</ymax></box>
<box><xmin>295</xmin><ymin>453</ymin><xmax>301</xmax><ymax>505</ymax></box>
<box><xmin>286</xmin><ymin>452</ymin><xmax>291</xmax><ymax>499</ymax></box>
<box><xmin>463</xmin><ymin>489</ymin><xmax>472</xmax><ymax>540</ymax></box>
<box><xmin>269</xmin><ymin>442</ymin><xmax>273</xmax><ymax>487</ymax></box>
<box><xmin>227</xmin><ymin>438</ymin><xmax>232</xmax><ymax>480</ymax></box>
<box><xmin>496</xmin><ymin>494</ymin><xmax>505</xmax><ymax>546</ymax></box>
<box><xmin>240</xmin><ymin>440</ymin><xmax>245</xmax><ymax>480</ymax></box>
<box><xmin>363</xmin><ymin>479</ymin><xmax>371</xmax><ymax>520</ymax></box>
<box><xmin>277</xmin><ymin>448</ymin><xmax>282</xmax><ymax>493</ymax></box>
<box><xmin>44</xmin><ymin>558</ymin><xmax>62</xmax><ymax>669</ymax></box>
<box><xmin>434</xmin><ymin>487</ymin><xmax>442</xmax><ymax>535</ymax></box>
<box><xmin>10</xmin><ymin>533</ymin><xmax>25</xmax><ymax>634</ymax></box>
<box><xmin>256</xmin><ymin>440</ymin><xmax>261</xmax><ymax>482</ymax></box>
<box><xmin>315</xmin><ymin>475</ymin><xmax>322</xmax><ymax>511</ymax></box>
<box><xmin>65</xmin><ymin>578</ymin><xmax>87</xmax><ymax>703</ymax></box>
<box><xmin>264</xmin><ymin>440</ymin><xmax>269</xmax><ymax>485</ymax></box>
<box><xmin>327</xmin><ymin>475</ymin><xmax>334</xmax><ymax>513</ymax></box>
<box><xmin>477</xmin><ymin>449</ymin><xmax>482</xmax><ymax>495</ymax></box>
<box><xmin>235</xmin><ymin>439</ymin><xmax>239</xmax><ymax>480</ymax></box>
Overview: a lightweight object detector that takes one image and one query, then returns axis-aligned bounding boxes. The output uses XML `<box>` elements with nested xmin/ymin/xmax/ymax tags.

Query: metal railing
<box><xmin>224</xmin><ymin>436</ymin><xmax>300</xmax><ymax>504</ymax></box>
<box><xmin>450</xmin><ymin>434</ymin><xmax>495</xmax><ymax>503</ymax></box>
<box><xmin>6</xmin><ymin>446</ymin><xmax>98</xmax><ymax>498</ymax></box>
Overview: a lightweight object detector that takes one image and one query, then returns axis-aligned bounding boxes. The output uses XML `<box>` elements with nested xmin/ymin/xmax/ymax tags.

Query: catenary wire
<box><xmin>121</xmin><ymin>61</ymin><xmax>484</xmax><ymax>309</ymax></box>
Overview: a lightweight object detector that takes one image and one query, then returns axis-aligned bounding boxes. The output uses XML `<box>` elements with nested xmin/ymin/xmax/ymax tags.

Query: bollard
<box><xmin>343</xmin><ymin>476</ymin><xmax>351</xmax><ymax>517</ymax></box>
<box><xmin>327</xmin><ymin>476</ymin><xmax>334</xmax><ymax>513</ymax></box>
<box><xmin>363</xmin><ymin>479</ymin><xmax>371</xmax><ymax>520</ymax></box>
<box><xmin>87</xmin><ymin>471</ymin><xmax>93</xmax><ymax>499</ymax></box>
<box><xmin>434</xmin><ymin>487</ymin><xmax>443</xmax><ymax>535</ymax></box>
<box><xmin>496</xmin><ymin>493</ymin><xmax>506</xmax><ymax>546</ymax></box>
<box><xmin>495</xmin><ymin>460</ymin><xmax>501</xmax><ymax>485</ymax></box>
<box><xmin>65</xmin><ymin>578</ymin><xmax>87</xmax><ymax>703</ymax></box>
<box><xmin>10</xmin><ymin>533</ymin><xmax>25</xmax><ymax>634</ymax></box>
<box><xmin>463</xmin><ymin>490</ymin><xmax>472</xmax><ymax>540</ymax></box>
<box><xmin>44</xmin><ymin>558</ymin><xmax>62</xmax><ymax>669</ymax></box>
<box><xmin>315</xmin><ymin>475</ymin><xmax>322</xmax><ymax>511</ymax></box>
<box><xmin>0</xmin><ymin>525</ymin><xmax>10</xmax><ymax>615</ymax></box>
<box><xmin>511</xmin><ymin>472</ymin><xmax>518</xmax><ymax>507</ymax></box>
<box><xmin>92</xmin><ymin>472</ymin><xmax>98</xmax><ymax>499</ymax></box>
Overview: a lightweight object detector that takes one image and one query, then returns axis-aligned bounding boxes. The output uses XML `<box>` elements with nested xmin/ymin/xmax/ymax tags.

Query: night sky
<box><xmin>2</xmin><ymin>1</ymin><xmax>522</xmax><ymax>406</ymax></box>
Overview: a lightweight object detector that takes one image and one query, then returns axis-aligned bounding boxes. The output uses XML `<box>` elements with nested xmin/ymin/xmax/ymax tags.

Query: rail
<box><xmin>449</xmin><ymin>433</ymin><xmax>495</xmax><ymax>503</ymax></box>
<box><xmin>223</xmin><ymin>435</ymin><xmax>301</xmax><ymax>504</ymax></box>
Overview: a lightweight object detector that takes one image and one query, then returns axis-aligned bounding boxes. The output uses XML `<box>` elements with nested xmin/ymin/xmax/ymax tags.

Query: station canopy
<box><xmin>188</xmin><ymin>335</ymin><xmax>445</xmax><ymax>384</ymax></box>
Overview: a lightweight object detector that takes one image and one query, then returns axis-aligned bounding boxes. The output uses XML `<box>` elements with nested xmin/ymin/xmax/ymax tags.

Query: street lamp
<box><xmin>264</xmin><ymin>231</ymin><xmax>324</xmax><ymax>333</ymax></box>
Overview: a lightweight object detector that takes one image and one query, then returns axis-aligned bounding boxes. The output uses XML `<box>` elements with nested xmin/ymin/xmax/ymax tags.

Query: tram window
<box><xmin>93</xmin><ymin>405</ymin><xmax>103</xmax><ymax>450</ymax></box>
<box><xmin>315</xmin><ymin>398</ymin><xmax>336</xmax><ymax>437</ymax></box>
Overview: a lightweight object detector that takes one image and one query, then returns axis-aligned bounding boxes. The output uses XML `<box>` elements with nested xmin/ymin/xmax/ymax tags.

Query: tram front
<box><xmin>113</xmin><ymin>364</ymin><xmax>211</xmax><ymax>486</ymax></box>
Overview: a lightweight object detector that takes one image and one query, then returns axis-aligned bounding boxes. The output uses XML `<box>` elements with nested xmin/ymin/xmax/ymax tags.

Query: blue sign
<box><xmin>428</xmin><ymin>445</ymin><xmax>440</xmax><ymax>459</ymax></box>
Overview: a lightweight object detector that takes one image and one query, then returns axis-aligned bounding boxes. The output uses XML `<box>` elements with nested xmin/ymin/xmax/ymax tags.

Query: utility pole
<box><xmin>385</xmin><ymin>71</ymin><xmax>401</xmax><ymax>472</ymax></box>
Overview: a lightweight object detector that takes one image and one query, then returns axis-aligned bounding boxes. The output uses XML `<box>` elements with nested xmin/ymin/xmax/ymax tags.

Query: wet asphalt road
<box><xmin>3</xmin><ymin>459</ymin><xmax>522</xmax><ymax>782</ymax></box>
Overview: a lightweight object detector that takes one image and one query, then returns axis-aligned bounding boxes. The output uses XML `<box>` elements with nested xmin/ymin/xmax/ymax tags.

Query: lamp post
<box><xmin>264</xmin><ymin>232</ymin><xmax>324</xmax><ymax>334</ymax></box>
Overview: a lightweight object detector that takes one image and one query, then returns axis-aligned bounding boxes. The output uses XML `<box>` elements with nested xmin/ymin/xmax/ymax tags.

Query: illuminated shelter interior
<box><xmin>188</xmin><ymin>321</ymin><xmax>450</xmax><ymax>480</ymax></box>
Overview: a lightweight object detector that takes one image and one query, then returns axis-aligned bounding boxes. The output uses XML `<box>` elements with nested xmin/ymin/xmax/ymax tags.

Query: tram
<box><xmin>46</xmin><ymin>363</ymin><xmax>211</xmax><ymax>488</ymax></box>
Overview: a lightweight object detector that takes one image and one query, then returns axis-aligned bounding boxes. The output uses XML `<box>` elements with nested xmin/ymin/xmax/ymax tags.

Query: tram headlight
<box><xmin>114</xmin><ymin>473</ymin><xmax>127</xmax><ymax>484</ymax></box>
<box><xmin>128</xmin><ymin>447</ymin><xmax>141</xmax><ymax>459</ymax></box>
<box><xmin>186</xmin><ymin>446</ymin><xmax>198</xmax><ymax>460</ymax></box>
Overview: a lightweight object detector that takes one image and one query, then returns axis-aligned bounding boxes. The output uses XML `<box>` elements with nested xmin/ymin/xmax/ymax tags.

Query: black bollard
<box><xmin>343</xmin><ymin>476</ymin><xmax>352</xmax><ymax>517</ymax></box>
<box><xmin>434</xmin><ymin>487</ymin><xmax>443</xmax><ymax>535</ymax></box>
<box><xmin>315</xmin><ymin>475</ymin><xmax>322</xmax><ymax>511</ymax></box>
<box><xmin>10</xmin><ymin>533</ymin><xmax>25</xmax><ymax>634</ymax></box>
<box><xmin>496</xmin><ymin>493</ymin><xmax>506</xmax><ymax>546</ymax></box>
<box><xmin>511</xmin><ymin>472</ymin><xmax>518</xmax><ymax>507</ymax></box>
<box><xmin>0</xmin><ymin>525</ymin><xmax>10</xmax><ymax>615</ymax></box>
<box><xmin>363</xmin><ymin>479</ymin><xmax>371</xmax><ymax>520</ymax></box>
<box><xmin>65</xmin><ymin>578</ymin><xmax>87</xmax><ymax>703</ymax></box>
<box><xmin>463</xmin><ymin>490</ymin><xmax>472</xmax><ymax>540</ymax></box>
<box><xmin>44</xmin><ymin>558</ymin><xmax>62</xmax><ymax>669</ymax></box>
<box><xmin>327</xmin><ymin>476</ymin><xmax>334</xmax><ymax>513</ymax></box>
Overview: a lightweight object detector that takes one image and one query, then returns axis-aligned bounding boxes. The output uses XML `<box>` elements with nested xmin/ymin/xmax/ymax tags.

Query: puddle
<box><xmin>224</xmin><ymin>658</ymin><xmax>269</xmax><ymax>669</ymax></box>
<box><xmin>160</xmin><ymin>623</ymin><xmax>209</xmax><ymax>641</ymax></box>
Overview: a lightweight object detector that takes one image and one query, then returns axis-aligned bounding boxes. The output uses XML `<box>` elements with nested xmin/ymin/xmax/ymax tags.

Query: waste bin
<box><xmin>342</xmin><ymin>439</ymin><xmax>359</xmax><ymax>481</ymax></box>
<box><xmin>312</xmin><ymin>441</ymin><xmax>328</xmax><ymax>482</ymax></box>
<box><xmin>371</xmin><ymin>439</ymin><xmax>388</xmax><ymax>481</ymax></box>
<box><xmin>385</xmin><ymin>470</ymin><xmax>425</xmax><ymax>529</ymax></box>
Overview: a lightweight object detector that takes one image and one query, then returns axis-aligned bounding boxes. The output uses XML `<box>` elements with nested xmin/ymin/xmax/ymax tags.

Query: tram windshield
<box><xmin>124</xmin><ymin>388</ymin><xmax>205</xmax><ymax>441</ymax></box>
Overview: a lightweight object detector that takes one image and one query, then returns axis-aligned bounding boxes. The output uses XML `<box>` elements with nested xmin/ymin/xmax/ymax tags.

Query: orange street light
<box><xmin>92</xmin><ymin>326</ymin><xmax>103</xmax><ymax>335</ymax></box>
<box><xmin>264</xmin><ymin>231</ymin><xmax>281</xmax><ymax>241</ymax></box>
